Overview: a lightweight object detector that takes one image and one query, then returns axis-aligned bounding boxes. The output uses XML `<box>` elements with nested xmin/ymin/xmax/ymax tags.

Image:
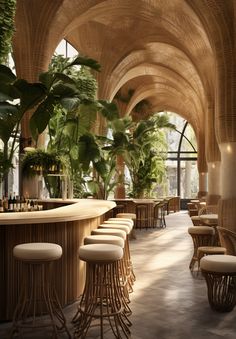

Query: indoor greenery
<box><xmin>0</xmin><ymin>0</ymin><xmax>16</xmax><ymax>64</ymax></box>
<box><xmin>21</xmin><ymin>149</ymin><xmax>64</xmax><ymax>198</ymax></box>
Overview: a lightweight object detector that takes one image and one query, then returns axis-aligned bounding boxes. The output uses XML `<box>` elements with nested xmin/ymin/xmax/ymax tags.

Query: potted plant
<box><xmin>21</xmin><ymin>149</ymin><xmax>64</xmax><ymax>198</ymax></box>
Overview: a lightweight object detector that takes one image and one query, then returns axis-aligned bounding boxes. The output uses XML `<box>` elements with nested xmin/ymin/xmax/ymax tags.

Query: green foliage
<box><xmin>0</xmin><ymin>64</ymin><xmax>47</xmax><ymax>185</ymax></box>
<box><xmin>21</xmin><ymin>149</ymin><xmax>64</xmax><ymax>198</ymax></box>
<box><xmin>105</xmin><ymin>113</ymin><xmax>175</xmax><ymax>198</ymax></box>
<box><xmin>0</xmin><ymin>0</ymin><xmax>16</xmax><ymax>64</ymax></box>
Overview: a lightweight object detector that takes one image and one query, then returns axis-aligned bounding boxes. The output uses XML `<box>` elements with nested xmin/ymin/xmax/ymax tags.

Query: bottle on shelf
<box><xmin>3</xmin><ymin>195</ymin><xmax>8</xmax><ymax>212</ymax></box>
<box><xmin>8</xmin><ymin>194</ymin><xmax>13</xmax><ymax>212</ymax></box>
<box><xmin>12</xmin><ymin>193</ymin><xmax>17</xmax><ymax>212</ymax></box>
<box><xmin>0</xmin><ymin>198</ymin><xmax>4</xmax><ymax>212</ymax></box>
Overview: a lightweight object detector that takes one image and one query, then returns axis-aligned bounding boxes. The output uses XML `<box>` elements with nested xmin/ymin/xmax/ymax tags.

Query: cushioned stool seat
<box><xmin>91</xmin><ymin>228</ymin><xmax>126</xmax><ymax>240</ymax></box>
<box><xmin>188</xmin><ymin>226</ymin><xmax>215</xmax><ymax>271</ymax></box>
<box><xmin>191</xmin><ymin>215</ymin><xmax>202</xmax><ymax>226</ymax></box>
<box><xmin>116</xmin><ymin>213</ymin><xmax>136</xmax><ymax>220</ymax></box>
<box><xmin>99</xmin><ymin>223</ymin><xmax>130</xmax><ymax>234</ymax></box>
<box><xmin>11</xmin><ymin>242</ymin><xmax>70</xmax><ymax>338</ymax></box>
<box><xmin>200</xmin><ymin>255</ymin><xmax>236</xmax><ymax>312</ymax></box>
<box><xmin>108</xmin><ymin>217</ymin><xmax>134</xmax><ymax>227</ymax></box>
<box><xmin>84</xmin><ymin>234</ymin><xmax>124</xmax><ymax>247</ymax></box>
<box><xmin>104</xmin><ymin>220</ymin><xmax>133</xmax><ymax>231</ymax></box>
<box><xmin>13</xmin><ymin>242</ymin><xmax>62</xmax><ymax>261</ymax></box>
<box><xmin>73</xmin><ymin>244</ymin><xmax>131</xmax><ymax>338</ymax></box>
<box><xmin>82</xmin><ymin>235</ymin><xmax>131</xmax><ymax>316</ymax></box>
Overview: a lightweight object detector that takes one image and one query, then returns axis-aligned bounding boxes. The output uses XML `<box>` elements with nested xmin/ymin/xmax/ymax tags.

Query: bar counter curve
<box><xmin>0</xmin><ymin>199</ymin><xmax>116</xmax><ymax>321</ymax></box>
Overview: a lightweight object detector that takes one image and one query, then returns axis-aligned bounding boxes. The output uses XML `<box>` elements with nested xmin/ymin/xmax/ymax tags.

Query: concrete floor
<box><xmin>1</xmin><ymin>211</ymin><xmax>235</xmax><ymax>338</ymax></box>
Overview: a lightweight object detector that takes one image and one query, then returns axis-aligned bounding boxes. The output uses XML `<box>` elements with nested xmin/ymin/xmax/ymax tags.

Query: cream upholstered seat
<box><xmin>108</xmin><ymin>217</ymin><xmax>134</xmax><ymax>226</ymax></box>
<box><xmin>84</xmin><ymin>234</ymin><xmax>124</xmax><ymax>248</ymax></box>
<box><xmin>200</xmin><ymin>255</ymin><xmax>236</xmax><ymax>312</ymax></box>
<box><xmin>91</xmin><ymin>228</ymin><xmax>126</xmax><ymax>240</ymax></box>
<box><xmin>188</xmin><ymin>226</ymin><xmax>215</xmax><ymax>271</ymax></box>
<box><xmin>116</xmin><ymin>212</ymin><xmax>136</xmax><ymax>220</ymax></box>
<box><xmin>11</xmin><ymin>242</ymin><xmax>70</xmax><ymax>338</ymax></box>
<box><xmin>99</xmin><ymin>223</ymin><xmax>130</xmax><ymax>234</ymax></box>
<box><xmin>73</xmin><ymin>244</ymin><xmax>131</xmax><ymax>338</ymax></box>
<box><xmin>98</xmin><ymin>224</ymin><xmax>135</xmax><ymax>288</ymax></box>
<box><xmin>104</xmin><ymin>219</ymin><xmax>133</xmax><ymax>231</ymax></box>
<box><xmin>13</xmin><ymin>242</ymin><xmax>62</xmax><ymax>261</ymax></box>
<box><xmin>79</xmin><ymin>243</ymin><xmax>123</xmax><ymax>262</ymax></box>
<box><xmin>82</xmin><ymin>235</ymin><xmax>131</xmax><ymax>315</ymax></box>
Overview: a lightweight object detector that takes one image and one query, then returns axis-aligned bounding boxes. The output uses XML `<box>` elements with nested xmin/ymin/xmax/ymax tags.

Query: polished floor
<box><xmin>1</xmin><ymin>211</ymin><xmax>235</xmax><ymax>338</ymax></box>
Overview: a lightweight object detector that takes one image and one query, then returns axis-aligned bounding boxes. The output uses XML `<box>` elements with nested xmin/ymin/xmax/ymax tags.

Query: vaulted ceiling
<box><xmin>14</xmin><ymin>0</ymin><xmax>233</xmax><ymax>146</ymax></box>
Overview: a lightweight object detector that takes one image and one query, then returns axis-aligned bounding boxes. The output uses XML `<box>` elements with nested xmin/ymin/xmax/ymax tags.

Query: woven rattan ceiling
<box><xmin>13</xmin><ymin>0</ymin><xmax>234</xmax><ymax>145</ymax></box>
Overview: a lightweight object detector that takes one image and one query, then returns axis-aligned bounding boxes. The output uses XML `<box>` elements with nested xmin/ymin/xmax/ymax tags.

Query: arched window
<box><xmin>165</xmin><ymin>112</ymin><xmax>198</xmax><ymax>198</ymax></box>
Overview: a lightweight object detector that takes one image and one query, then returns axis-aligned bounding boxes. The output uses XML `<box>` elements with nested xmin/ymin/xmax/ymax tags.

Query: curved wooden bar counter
<box><xmin>0</xmin><ymin>199</ymin><xmax>116</xmax><ymax>321</ymax></box>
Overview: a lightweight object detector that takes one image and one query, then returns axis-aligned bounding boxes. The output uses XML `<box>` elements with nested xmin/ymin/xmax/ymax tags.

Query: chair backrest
<box><xmin>217</xmin><ymin>226</ymin><xmax>236</xmax><ymax>255</ymax></box>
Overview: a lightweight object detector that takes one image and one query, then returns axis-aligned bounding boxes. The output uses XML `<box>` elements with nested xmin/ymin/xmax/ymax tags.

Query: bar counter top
<box><xmin>0</xmin><ymin>198</ymin><xmax>116</xmax><ymax>225</ymax></box>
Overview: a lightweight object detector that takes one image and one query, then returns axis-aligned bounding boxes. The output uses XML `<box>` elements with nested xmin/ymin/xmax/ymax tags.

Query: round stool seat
<box><xmin>191</xmin><ymin>216</ymin><xmax>201</xmax><ymax>221</ymax></box>
<box><xmin>13</xmin><ymin>243</ymin><xmax>62</xmax><ymax>261</ymax></box>
<box><xmin>105</xmin><ymin>220</ymin><xmax>133</xmax><ymax>231</ymax></box>
<box><xmin>92</xmin><ymin>228</ymin><xmax>126</xmax><ymax>240</ymax></box>
<box><xmin>108</xmin><ymin>217</ymin><xmax>134</xmax><ymax>227</ymax></box>
<box><xmin>99</xmin><ymin>223</ymin><xmax>130</xmax><ymax>234</ymax></box>
<box><xmin>188</xmin><ymin>226</ymin><xmax>215</xmax><ymax>235</ymax></box>
<box><xmin>84</xmin><ymin>235</ymin><xmax>124</xmax><ymax>248</ymax></box>
<box><xmin>200</xmin><ymin>254</ymin><xmax>236</xmax><ymax>273</ymax></box>
<box><xmin>79</xmin><ymin>244</ymin><xmax>123</xmax><ymax>262</ymax></box>
<box><xmin>116</xmin><ymin>213</ymin><xmax>136</xmax><ymax>220</ymax></box>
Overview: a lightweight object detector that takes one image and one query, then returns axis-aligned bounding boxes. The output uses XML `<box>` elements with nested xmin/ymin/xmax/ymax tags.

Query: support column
<box><xmin>218</xmin><ymin>143</ymin><xmax>236</xmax><ymax>231</ymax></box>
<box><xmin>206</xmin><ymin>161</ymin><xmax>221</xmax><ymax>205</ymax></box>
<box><xmin>198</xmin><ymin>172</ymin><xmax>207</xmax><ymax>198</ymax></box>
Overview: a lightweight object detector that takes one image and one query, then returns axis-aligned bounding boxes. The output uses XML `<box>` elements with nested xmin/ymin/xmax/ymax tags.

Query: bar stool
<box><xmin>104</xmin><ymin>219</ymin><xmax>133</xmax><ymax>231</ymax></box>
<box><xmin>73</xmin><ymin>244</ymin><xmax>131</xmax><ymax>338</ymax></box>
<box><xmin>112</xmin><ymin>204</ymin><xmax>126</xmax><ymax>217</ymax></box>
<box><xmin>84</xmin><ymin>235</ymin><xmax>131</xmax><ymax>316</ymax></box>
<box><xmin>11</xmin><ymin>242</ymin><xmax>71</xmax><ymax>338</ymax></box>
<box><xmin>200</xmin><ymin>255</ymin><xmax>236</xmax><ymax>312</ymax></box>
<box><xmin>188</xmin><ymin>226</ymin><xmax>215</xmax><ymax>271</ymax></box>
<box><xmin>114</xmin><ymin>214</ymin><xmax>137</xmax><ymax>239</ymax></box>
<box><xmin>116</xmin><ymin>213</ymin><xmax>136</xmax><ymax>222</ymax></box>
<box><xmin>108</xmin><ymin>218</ymin><xmax>134</xmax><ymax>227</ymax></box>
<box><xmin>99</xmin><ymin>223</ymin><xmax>135</xmax><ymax>288</ymax></box>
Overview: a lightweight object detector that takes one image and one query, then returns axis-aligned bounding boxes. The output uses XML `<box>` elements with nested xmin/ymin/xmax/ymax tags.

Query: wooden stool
<box><xmin>200</xmin><ymin>255</ymin><xmax>236</xmax><ymax>312</ymax></box>
<box><xmin>99</xmin><ymin>223</ymin><xmax>135</xmax><ymax>287</ymax></box>
<box><xmin>11</xmin><ymin>242</ymin><xmax>71</xmax><ymax>338</ymax></box>
<box><xmin>153</xmin><ymin>202</ymin><xmax>167</xmax><ymax>228</ymax></box>
<box><xmin>84</xmin><ymin>235</ymin><xmax>131</xmax><ymax>316</ymax></box>
<box><xmin>188</xmin><ymin>226</ymin><xmax>215</xmax><ymax>271</ymax></box>
<box><xmin>73</xmin><ymin>244</ymin><xmax>131</xmax><ymax>338</ymax></box>
<box><xmin>112</xmin><ymin>204</ymin><xmax>126</xmax><ymax>217</ymax></box>
<box><xmin>114</xmin><ymin>214</ymin><xmax>137</xmax><ymax>239</ymax></box>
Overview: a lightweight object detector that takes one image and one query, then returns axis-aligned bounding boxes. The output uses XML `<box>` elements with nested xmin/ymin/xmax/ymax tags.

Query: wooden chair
<box><xmin>217</xmin><ymin>226</ymin><xmax>236</xmax><ymax>255</ymax></box>
<box><xmin>153</xmin><ymin>201</ymin><xmax>167</xmax><ymax>228</ymax></box>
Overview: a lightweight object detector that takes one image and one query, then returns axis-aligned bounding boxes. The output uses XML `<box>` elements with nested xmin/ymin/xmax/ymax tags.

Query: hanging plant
<box><xmin>0</xmin><ymin>0</ymin><xmax>17</xmax><ymax>64</ymax></box>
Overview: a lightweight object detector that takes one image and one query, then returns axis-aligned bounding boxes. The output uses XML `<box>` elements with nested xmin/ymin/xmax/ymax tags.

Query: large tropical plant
<box><xmin>0</xmin><ymin>65</ymin><xmax>47</xmax><ymax>192</ymax></box>
<box><xmin>30</xmin><ymin>54</ymin><xmax>120</xmax><ymax>199</ymax></box>
<box><xmin>104</xmin><ymin>113</ymin><xmax>175</xmax><ymax>198</ymax></box>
